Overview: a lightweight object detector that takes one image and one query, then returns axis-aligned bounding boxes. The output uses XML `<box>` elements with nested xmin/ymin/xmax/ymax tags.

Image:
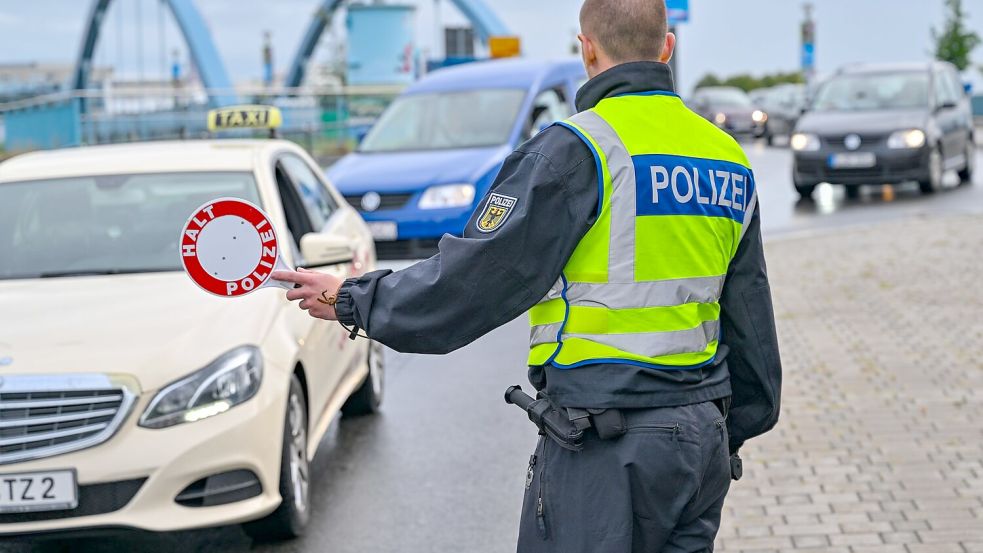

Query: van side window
<box><xmin>528</xmin><ymin>88</ymin><xmax>573</xmax><ymax>139</ymax></box>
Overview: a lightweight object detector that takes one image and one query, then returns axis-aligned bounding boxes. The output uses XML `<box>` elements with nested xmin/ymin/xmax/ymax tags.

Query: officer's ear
<box><xmin>578</xmin><ymin>33</ymin><xmax>598</xmax><ymax>76</ymax></box>
<box><xmin>659</xmin><ymin>32</ymin><xmax>677</xmax><ymax>64</ymax></box>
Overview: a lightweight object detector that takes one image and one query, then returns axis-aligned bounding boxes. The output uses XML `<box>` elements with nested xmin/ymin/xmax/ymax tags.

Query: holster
<box><xmin>531</xmin><ymin>400</ymin><xmax>586</xmax><ymax>451</ymax></box>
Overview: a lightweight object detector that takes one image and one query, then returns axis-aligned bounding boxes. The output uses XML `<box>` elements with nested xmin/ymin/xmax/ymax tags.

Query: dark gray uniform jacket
<box><xmin>336</xmin><ymin>62</ymin><xmax>782</xmax><ymax>452</ymax></box>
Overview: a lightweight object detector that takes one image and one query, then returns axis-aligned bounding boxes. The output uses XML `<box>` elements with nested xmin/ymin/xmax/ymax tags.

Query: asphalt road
<box><xmin>5</xmin><ymin>144</ymin><xmax>983</xmax><ymax>553</ymax></box>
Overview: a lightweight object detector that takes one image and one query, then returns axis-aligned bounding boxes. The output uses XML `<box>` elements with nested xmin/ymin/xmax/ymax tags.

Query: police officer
<box><xmin>274</xmin><ymin>0</ymin><xmax>782</xmax><ymax>550</ymax></box>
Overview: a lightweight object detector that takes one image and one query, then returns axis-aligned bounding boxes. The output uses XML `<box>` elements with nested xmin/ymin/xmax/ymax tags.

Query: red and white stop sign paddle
<box><xmin>180</xmin><ymin>198</ymin><xmax>293</xmax><ymax>297</ymax></box>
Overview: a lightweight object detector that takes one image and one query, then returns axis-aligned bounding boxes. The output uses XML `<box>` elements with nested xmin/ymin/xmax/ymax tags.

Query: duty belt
<box><xmin>504</xmin><ymin>386</ymin><xmax>626</xmax><ymax>451</ymax></box>
<box><xmin>504</xmin><ymin>386</ymin><xmax>743</xmax><ymax>480</ymax></box>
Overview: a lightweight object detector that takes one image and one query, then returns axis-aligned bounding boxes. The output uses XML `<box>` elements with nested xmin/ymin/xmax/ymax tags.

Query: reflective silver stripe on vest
<box><xmin>567</xmin><ymin>110</ymin><xmax>637</xmax><ymax>283</ymax></box>
<box><xmin>740</xmin><ymin>188</ymin><xmax>758</xmax><ymax>242</ymax></box>
<box><xmin>530</xmin><ymin>323</ymin><xmax>564</xmax><ymax>347</ymax></box>
<box><xmin>530</xmin><ymin>320</ymin><xmax>719</xmax><ymax>357</ymax></box>
<box><xmin>565</xmin><ymin>276</ymin><xmax>725</xmax><ymax>309</ymax></box>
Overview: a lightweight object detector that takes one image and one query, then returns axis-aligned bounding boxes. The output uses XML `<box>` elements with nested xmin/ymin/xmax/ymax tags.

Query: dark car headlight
<box><xmin>791</xmin><ymin>133</ymin><xmax>821</xmax><ymax>152</ymax></box>
<box><xmin>887</xmin><ymin>129</ymin><xmax>926</xmax><ymax>149</ymax></box>
<box><xmin>139</xmin><ymin>346</ymin><xmax>263</xmax><ymax>429</ymax></box>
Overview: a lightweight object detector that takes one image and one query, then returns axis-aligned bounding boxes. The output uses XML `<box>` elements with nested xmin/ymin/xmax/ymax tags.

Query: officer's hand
<box><xmin>272</xmin><ymin>268</ymin><xmax>344</xmax><ymax>321</ymax></box>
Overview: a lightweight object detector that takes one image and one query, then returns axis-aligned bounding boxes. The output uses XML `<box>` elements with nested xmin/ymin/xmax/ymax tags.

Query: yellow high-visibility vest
<box><xmin>528</xmin><ymin>91</ymin><xmax>757</xmax><ymax>370</ymax></box>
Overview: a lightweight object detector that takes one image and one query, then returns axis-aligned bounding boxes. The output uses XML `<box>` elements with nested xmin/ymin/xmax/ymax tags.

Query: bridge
<box><xmin>4</xmin><ymin>0</ymin><xmax>513</xmax><ymax>152</ymax></box>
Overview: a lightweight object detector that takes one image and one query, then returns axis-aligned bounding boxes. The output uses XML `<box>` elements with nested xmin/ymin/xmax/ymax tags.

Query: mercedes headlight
<box><xmin>418</xmin><ymin>184</ymin><xmax>476</xmax><ymax>209</ymax></box>
<box><xmin>139</xmin><ymin>346</ymin><xmax>263</xmax><ymax>429</ymax></box>
<box><xmin>752</xmin><ymin>110</ymin><xmax>768</xmax><ymax>123</ymax></box>
<box><xmin>887</xmin><ymin>129</ymin><xmax>926</xmax><ymax>149</ymax></box>
<box><xmin>791</xmin><ymin>133</ymin><xmax>821</xmax><ymax>152</ymax></box>
<box><xmin>714</xmin><ymin>113</ymin><xmax>727</xmax><ymax>125</ymax></box>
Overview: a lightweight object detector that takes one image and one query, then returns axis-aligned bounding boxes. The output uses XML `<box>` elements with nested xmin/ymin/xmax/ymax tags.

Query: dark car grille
<box><xmin>0</xmin><ymin>383</ymin><xmax>135</xmax><ymax>465</ymax></box>
<box><xmin>823</xmin><ymin>134</ymin><xmax>887</xmax><ymax>149</ymax></box>
<box><xmin>796</xmin><ymin>156</ymin><xmax>925</xmax><ymax>181</ymax></box>
<box><xmin>344</xmin><ymin>193</ymin><xmax>414</xmax><ymax>212</ymax></box>
<box><xmin>0</xmin><ymin>478</ymin><xmax>146</xmax><ymax>523</ymax></box>
<box><xmin>374</xmin><ymin>239</ymin><xmax>441</xmax><ymax>260</ymax></box>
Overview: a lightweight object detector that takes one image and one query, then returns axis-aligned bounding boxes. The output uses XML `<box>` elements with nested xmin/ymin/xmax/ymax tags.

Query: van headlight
<box><xmin>752</xmin><ymin>110</ymin><xmax>768</xmax><ymax>123</ymax></box>
<box><xmin>887</xmin><ymin>129</ymin><xmax>926</xmax><ymax>149</ymax></box>
<box><xmin>418</xmin><ymin>184</ymin><xmax>476</xmax><ymax>209</ymax></box>
<box><xmin>791</xmin><ymin>133</ymin><xmax>821</xmax><ymax>152</ymax></box>
<box><xmin>139</xmin><ymin>346</ymin><xmax>263</xmax><ymax>429</ymax></box>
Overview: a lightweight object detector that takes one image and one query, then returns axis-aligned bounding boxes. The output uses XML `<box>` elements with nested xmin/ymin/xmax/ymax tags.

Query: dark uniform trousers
<box><xmin>517</xmin><ymin>401</ymin><xmax>731</xmax><ymax>553</ymax></box>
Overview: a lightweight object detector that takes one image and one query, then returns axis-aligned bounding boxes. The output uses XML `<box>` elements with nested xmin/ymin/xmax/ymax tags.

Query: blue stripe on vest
<box><xmin>633</xmin><ymin>154</ymin><xmax>755</xmax><ymax>223</ymax></box>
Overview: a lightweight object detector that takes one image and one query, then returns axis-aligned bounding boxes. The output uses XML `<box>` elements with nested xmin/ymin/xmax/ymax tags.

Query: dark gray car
<box><xmin>689</xmin><ymin>86</ymin><xmax>767</xmax><ymax>139</ymax></box>
<box><xmin>750</xmin><ymin>84</ymin><xmax>806</xmax><ymax>146</ymax></box>
<box><xmin>791</xmin><ymin>62</ymin><xmax>975</xmax><ymax>199</ymax></box>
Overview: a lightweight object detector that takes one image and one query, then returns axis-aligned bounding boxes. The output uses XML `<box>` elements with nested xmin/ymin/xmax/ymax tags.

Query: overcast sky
<box><xmin>1</xmin><ymin>0</ymin><xmax>982</xmax><ymax>94</ymax></box>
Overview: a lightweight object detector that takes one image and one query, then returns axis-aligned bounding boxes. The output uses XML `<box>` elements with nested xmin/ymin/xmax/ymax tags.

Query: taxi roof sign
<box><xmin>207</xmin><ymin>105</ymin><xmax>283</xmax><ymax>133</ymax></box>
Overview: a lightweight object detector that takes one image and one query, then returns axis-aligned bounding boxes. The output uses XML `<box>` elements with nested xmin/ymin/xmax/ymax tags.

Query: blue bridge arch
<box><xmin>285</xmin><ymin>0</ymin><xmax>511</xmax><ymax>88</ymax></box>
<box><xmin>73</xmin><ymin>0</ymin><xmax>236</xmax><ymax>107</ymax></box>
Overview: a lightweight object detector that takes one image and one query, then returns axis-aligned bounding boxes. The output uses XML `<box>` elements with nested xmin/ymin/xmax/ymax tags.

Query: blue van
<box><xmin>328</xmin><ymin>58</ymin><xmax>586</xmax><ymax>259</ymax></box>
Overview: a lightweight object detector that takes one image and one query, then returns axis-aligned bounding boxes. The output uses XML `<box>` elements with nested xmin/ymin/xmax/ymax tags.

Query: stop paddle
<box><xmin>180</xmin><ymin>198</ymin><xmax>294</xmax><ymax>297</ymax></box>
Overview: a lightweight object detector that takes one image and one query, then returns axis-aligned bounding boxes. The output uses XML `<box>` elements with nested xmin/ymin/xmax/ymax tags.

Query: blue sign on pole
<box><xmin>666</xmin><ymin>0</ymin><xmax>689</xmax><ymax>24</ymax></box>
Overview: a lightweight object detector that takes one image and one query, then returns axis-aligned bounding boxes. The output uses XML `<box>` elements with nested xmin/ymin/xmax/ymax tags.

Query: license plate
<box><xmin>367</xmin><ymin>221</ymin><xmax>398</xmax><ymax>242</ymax></box>
<box><xmin>829</xmin><ymin>152</ymin><xmax>876</xmax><ymax>169</ymax></box>
<box><xmin>0</xmin><ymin>470</ymin><xmax>78</xmax><ymax>513</ymax></box>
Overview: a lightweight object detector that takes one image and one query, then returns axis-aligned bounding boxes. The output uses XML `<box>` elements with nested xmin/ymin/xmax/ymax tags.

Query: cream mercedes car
<box><xmin>0</xmin><ymin>128</ymin><xmax>384</xmax><ymax>539</ymax></box>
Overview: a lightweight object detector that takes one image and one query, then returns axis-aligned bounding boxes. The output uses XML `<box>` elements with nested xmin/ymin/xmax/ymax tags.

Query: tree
<box><xmin>693</xmin><ymin>71</ymin><xmax>804</xmax><ymax>92</ymax></box>
<box><xmin>695</xmin><ymin>73</ymin><xmax>722</xmax><ymax>89</ymax></box>
<box><xmin>933</xmin><ymin>0</ymin><xmax>981</xmax><ymax>71</ymax></box>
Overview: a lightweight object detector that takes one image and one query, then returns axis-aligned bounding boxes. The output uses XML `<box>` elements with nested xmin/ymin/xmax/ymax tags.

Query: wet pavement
<box><xmin>3</xmin><ymin>144</ymin><xmax>982</xmax><ymax>552</ymax></box>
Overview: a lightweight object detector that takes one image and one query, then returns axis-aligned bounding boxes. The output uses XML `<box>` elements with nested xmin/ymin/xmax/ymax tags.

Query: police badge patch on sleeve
<box><xmin>476</xmin><ymin>193</ymin><xmax>518</xmax><ymax>233</ymax></box>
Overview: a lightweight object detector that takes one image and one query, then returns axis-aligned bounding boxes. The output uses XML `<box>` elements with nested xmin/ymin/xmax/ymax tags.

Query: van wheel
<box><xmin>919</xmin><ymin>147</ymin><xmax>943</xmax><ymax>194</ymax></box>
<box><xmin>342</xmin><ymin>341</ymin><xmax>385</xmax><ymax>417</ymax></box>
<box><xmin>244</xmin><ymin>375</ymin><xmax>310</xmax><ymax>542</ymax></box>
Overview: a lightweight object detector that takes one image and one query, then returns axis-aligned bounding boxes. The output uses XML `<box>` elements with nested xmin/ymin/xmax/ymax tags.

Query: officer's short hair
<box><xmin>580</xmin><ymin>0</ymin><xmax>668</xmax><ymax>63</ymax></box>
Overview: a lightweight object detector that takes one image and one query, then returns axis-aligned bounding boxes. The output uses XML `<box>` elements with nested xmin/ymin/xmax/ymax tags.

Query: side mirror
<box><xmin>299</xmin><ymin>233</ymin><xmax>355</xmax><ymax>268</ymax></box>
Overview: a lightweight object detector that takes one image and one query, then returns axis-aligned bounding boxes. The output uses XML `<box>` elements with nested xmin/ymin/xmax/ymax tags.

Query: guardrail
<box><xmin>0</xmin><ymin>85</ymin><xmax>404</xmax><ymax>164</ymax></box>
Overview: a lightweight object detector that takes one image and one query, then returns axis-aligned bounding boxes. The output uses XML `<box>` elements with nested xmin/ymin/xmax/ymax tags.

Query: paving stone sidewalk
<box><xmin>716</xmin><ymin>214</ymin><xmax>983</xmax><ymax>553</ymax></box>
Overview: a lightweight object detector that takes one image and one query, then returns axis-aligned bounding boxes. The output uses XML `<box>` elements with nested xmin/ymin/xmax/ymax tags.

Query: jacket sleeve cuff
<box><xmin>335</xmin><ymin>279</ymin><xmax>359</xmax><ymax>327</ymax></box>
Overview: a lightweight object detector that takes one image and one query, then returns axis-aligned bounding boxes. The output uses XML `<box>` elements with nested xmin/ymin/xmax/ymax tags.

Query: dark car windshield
<box><xmin>812</xmin><ymin>71</ymin><xmax>930</xmax><ymax>111</ymax></box>
<box><xmin>694</xmin><ymin>88</ymin><xmax>753</xmax><ymax>108</ymax></box>
<box><xmin>359</xmin><ymin>89</ymin><xmax>527</xmax><ymax>152</ymax></box>
<box><xmin>0</xmin><ymin>172</ymin><xmax>260</xmax><ymax>280</ymax></box>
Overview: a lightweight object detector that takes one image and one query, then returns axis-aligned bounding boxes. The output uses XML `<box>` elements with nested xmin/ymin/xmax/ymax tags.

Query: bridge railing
<box><xmin>0</xmin><ymin>85</ymin><xmax>405</xmax><ymax>165</ymax></box>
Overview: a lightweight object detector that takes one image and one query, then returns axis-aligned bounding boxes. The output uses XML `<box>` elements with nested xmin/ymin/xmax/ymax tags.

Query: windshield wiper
<box><xmin>38</xmin><ymin>268</ymin><xmax>176</xmax><ymax>278</ymax></box>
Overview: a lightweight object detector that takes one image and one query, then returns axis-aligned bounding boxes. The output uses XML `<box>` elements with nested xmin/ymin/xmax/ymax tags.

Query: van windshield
<box><xmin>812</xmin><ymin>71</ymin><xmax>930</xmax><ymax>111</ymax></box>
<box><xmin>359</xmin><ymin>89</ymin><xmax>527</xmax><ymax>152</ymax></box>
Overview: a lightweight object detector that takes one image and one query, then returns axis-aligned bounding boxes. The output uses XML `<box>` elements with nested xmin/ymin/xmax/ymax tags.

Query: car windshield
<box><xmin>0</xmin><ymin>172</ymin><xmax>261</xmax><ymax>280</ymax></box>
<box><xmin>695</xmin><ymin>88</ymin><xmax>752</xmax><ymax>108</ymax></box>
<box><xmin>359</xmin><ymin>89</ymin><xmax>527</xmax><ymax>152</ymax></box>
<box><xmin>812</xmin><ymin>71</ymin><xmax>930</xmax><ymax>111</ymax></box>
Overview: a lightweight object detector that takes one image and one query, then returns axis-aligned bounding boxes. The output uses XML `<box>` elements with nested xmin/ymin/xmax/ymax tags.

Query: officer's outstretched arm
<box><xmin>334</xmin><ymin>127</ymin><xmax>599</xmax><ymax>355</ymax></box>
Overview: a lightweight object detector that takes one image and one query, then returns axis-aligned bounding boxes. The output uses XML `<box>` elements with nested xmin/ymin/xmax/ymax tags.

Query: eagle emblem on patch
<box><xmin>476</xmin><ymin>193</ymin><xmax>518</xmax><ymax>233</ymax></box>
